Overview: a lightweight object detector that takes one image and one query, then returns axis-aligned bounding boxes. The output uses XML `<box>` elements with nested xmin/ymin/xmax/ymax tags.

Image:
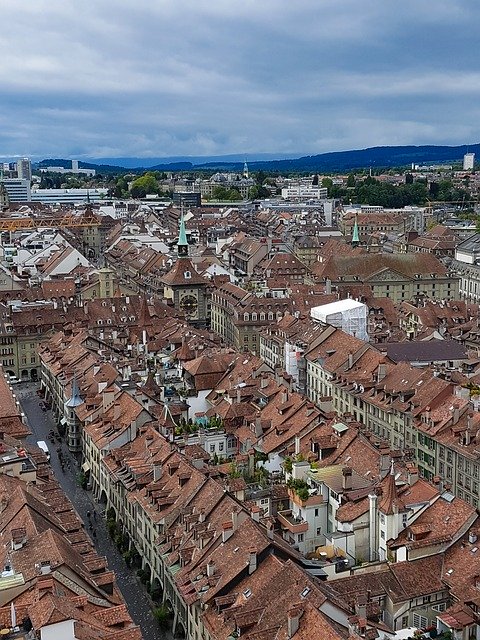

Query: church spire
<box><xmin>351</xmin><ymin>212</ymin><xmax>360</xmax><ymax>247</ymax></box>
<box><xmin>243</xmin><ymin>159</ymin><xmax>249</xmax><ymax>179</ymax></box>
<box><xmin>177</xmin><ymin>211</ymin><xmax>189</xmax><ymax>258</ymax></box>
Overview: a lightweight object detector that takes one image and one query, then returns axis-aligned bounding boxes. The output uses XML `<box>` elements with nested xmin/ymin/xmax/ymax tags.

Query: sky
<box><xmin>2</xmin><ymin>0</ymin><xmax>480</xmax><ymax>160</ymax></box>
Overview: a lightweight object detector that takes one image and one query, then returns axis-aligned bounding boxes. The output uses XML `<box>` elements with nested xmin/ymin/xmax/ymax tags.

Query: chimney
<box><xmin>355</xmin><ymin>595</ymin><xmax>367</xmax><ymax>621</ymax></box>
<box><xmin>287</xmin><ymin>607</ymin><xmax>302</xmax><ymax>638</ymax></box>
<box><xmin>113</xmin><ymin>402</ymin><xmax>121</xmax><ymax>421</ymax></box>
<box><xmin>407</xmin><ymin>464</ymin><xmax>419</xmax><ymax>486</ymax></box>
<box><xmin>222</xmin><ymin>521</ymin><xmax>233</xmax><ymax>543</ymax></box>
<box><xmin>153</xmin><ymin>463</ymin><xmax>162</xmax><ymax>481</ymax></box>
<box><xmin>266</xmin><ymin>521</ymin><xmax>274</xmax><ymax>540</ymax></box>
<box><xmin>452</xmin><ymin>404</ymin><xmax>460</xmax><ymax>426</ymax></box>
<box><xmin>325</xmin><ymin>278</ymin><xmax>332</xmax><ymax>295</ymax></box>
<box><xmin>248</xmin><ymin>548</ymin><xmax>257</xmax><ymax>574</ymax></box>
<box><xmin>206</xmin><ymin>558</ymin><xmax>215</xmax><ymax>577</ymax></box>
<box><xmin>295</xmin><ymin>435</ymin><xmax>301</xmax><ymax>456</ymax></box>
<box><xmin>84</xmin><ymin>300</ymin><xmax>88</xmax><ymax>315</ymax></box>
<box><xmin>255</xmin><ymin>415</ymin><xmax>263</xmax><ymax>437</ymax></box>
<box><xmin>342</xmin><ymin>466</ymin><xmax>353</xmax><ymax>491</ymax></box>
<box><xmin>281</xmin><ymin>390</ymin><xmax>288</xmax><ymax>404</ymax></box>
<box><xmin>199</xmin><ymin>509</ymin><xmax>206</xmax><ymax>523</ymax></box>
<box><xmin>237</xmin><ymin>388</ymin><xmax>242</xmax><ymax>404</ymax></box>
<box><xmin>261</xmin><ymin>375</ymin><xmax>269</xmax><ymax>389</ymax></box>
<box><xmin>40</xmin><ymin>560</ymin><xmax>52</xmax><ymax>575</ymax></box>
<box><xmin>231</xmin><ymin>507</ymin><xmax>239</xmax><ymax>530</ymax></box>
<box><xmin>466</xmin><ymin>413</ymin><xmax>474</xmax><ymax>445</ymax></box>
<box><xmin>250</xmin><ymin>505</ymin><xmax>261</xmax><ymax>522</ymax></box>
<box><xmin>377</xmin><ymin>363</ymin><xmax>387</xmax><ymax>382</ymax></box>
<box><xmin>348</xmin><ymin>352</ymin><xmax>354</xmax><ymax>369</ymax></box>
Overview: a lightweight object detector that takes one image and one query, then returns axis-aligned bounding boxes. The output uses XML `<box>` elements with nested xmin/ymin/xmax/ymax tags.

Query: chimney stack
<box><xmin>287</xmin><ymin>607</ymin><xmax>303</xmax><ymax>638</ymax></box>
<box><xmin>206</xmin><ymin>559</ymin><xmax>215</xmax><ymax>577</ymax></box>
<box><xmin>342</xmin><ymin>466</ymin><xmax>353</xmax><ymax>491</ymax></box>
<box><xmin>222</xmin><ymin>521</ymin><xmax>233</xmax><ymax>543</ymax></box>
<box><xmin>153</xmin><ymin>463</ymin><xmax>162</xmax><ymax>482</ymax></box>
<box><xmin>248</xmin><ymin>548</ymin><xmax>257</xmax><ymax>574</ymax></box>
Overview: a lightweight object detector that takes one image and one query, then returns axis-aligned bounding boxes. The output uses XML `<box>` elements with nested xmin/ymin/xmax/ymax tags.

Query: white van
<box><xmin>37</xmin><ymin>440</ymin><xmax>51</xmax><ymax>461</ymax></box>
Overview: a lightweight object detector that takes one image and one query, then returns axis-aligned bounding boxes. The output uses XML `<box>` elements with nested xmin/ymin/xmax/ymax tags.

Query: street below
<box><xmin>17</xmin><ymin>382</ymin><xmax>173</xmax><ymax>640</ymax></box>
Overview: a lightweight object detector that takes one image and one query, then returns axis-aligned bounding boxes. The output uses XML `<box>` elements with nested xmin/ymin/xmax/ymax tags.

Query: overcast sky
<box><xmin>2</xmin><ymin>0</ymin><xmax>480</xmax><ymax>160</ymax></box>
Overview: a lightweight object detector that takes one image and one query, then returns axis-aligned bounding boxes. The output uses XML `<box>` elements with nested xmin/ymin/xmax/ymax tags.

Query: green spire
<box><xmin>178</xmin><ymin>213</ymin><xmax>189</xmax><ymax>257</ymax></box>
<box><xmin>352</xmin><ymin>213</ymin><xmax>360</xmax><ymax>247</ymax></box>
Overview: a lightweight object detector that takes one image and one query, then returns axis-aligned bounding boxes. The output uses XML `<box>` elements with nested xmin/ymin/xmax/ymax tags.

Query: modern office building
<box><xmin>0</xmin><ymin>178</ymin><xmax>31</xmax><ymax>201</ymax></box>
<box><xmin>16</xmin><ymin>157</ymin><xmax>32</xmax><ymax>181</ymax></box>
<box><xmin>30</xmin><ymin>187</ymin><xmax>107</xmax><ymax>203</ymax></box>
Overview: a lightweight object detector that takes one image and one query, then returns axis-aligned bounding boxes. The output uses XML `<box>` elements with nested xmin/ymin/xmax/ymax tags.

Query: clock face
<box><xmin>180</xmin><ymin>295</ymin><xmax>198</xmax><ymax>316</ymax></box>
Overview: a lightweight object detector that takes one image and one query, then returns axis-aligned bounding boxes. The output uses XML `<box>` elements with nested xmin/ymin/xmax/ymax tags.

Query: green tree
<box><xmin>346</xmin><ymin>173</ymin><xmax>356</xmax><ymax>188</ymax></box>
<box><xmin>130</xmin><ymin>173</ymin><xmax>160</xmax><ymax>198</ymax></box>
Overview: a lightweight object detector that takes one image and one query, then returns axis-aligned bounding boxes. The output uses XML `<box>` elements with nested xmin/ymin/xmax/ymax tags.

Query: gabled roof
<box><xmin>161</xmin><ymin>257</ymin><xmax>209</xmax><ymax>286</ymax></box>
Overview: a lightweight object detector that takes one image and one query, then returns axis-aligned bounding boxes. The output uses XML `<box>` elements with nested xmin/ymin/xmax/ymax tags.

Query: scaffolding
<box><xmin>310</xmin><ymin>299</ymin><xmax>368</xmax><ymax>341</ymax></box>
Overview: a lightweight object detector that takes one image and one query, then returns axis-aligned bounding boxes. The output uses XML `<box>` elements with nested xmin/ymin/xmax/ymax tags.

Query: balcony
<box><xmin>277</xmin><ymin>509</ymin><xmax>308</xmax><ymax>534</ymax></box>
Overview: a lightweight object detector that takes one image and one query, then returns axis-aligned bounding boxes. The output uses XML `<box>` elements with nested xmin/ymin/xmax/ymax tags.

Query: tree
<box><xmin>249</xmin><ymin>185</ymin><xmax>270</xmax><ymax>199</ymax></box>
<box><xmin>346</xmin><ymin>173</ymin><xmax>356</xmax><ymax>188</ymax></box>
<box><xmin>130</xmin><ymin>173</ymin><xmax>160</xmax><ymax>198</ymax></box>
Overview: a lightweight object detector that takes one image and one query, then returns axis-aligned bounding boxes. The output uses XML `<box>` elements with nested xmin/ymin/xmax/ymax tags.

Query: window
<box><xmin>209</xmin><ymin>444</ymin><xmax>215</xmax><ymax>453</ymax></box>
<box><xmin>184</xmin><ymin>271</ymin><xmax>191</xmax><ymax>279</ymax></box>
<box><xmin>413</xmin><ymin>614</ymin><xmax>428</xmax><ymax>629</ymax></box>
<box><xmin>297</xmin><ymin>533</ymin><xmax>304</xmax><ymax>542</ymax></box>
<box><xmin>219</xmin><ymin>443</ymin><xmax>224</xmax><ymax>452</ymax></box>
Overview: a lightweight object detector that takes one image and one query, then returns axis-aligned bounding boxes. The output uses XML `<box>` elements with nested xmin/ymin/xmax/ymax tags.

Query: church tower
<box><xmin>243</xmin><ymin>159</ymin><xmax>249</xmax><ymax>180</ymax></box>
<box><xmin>161</xmin><ymin>213</ymin><xmax>209</xmax><ymax>326</ymax></box>
<box><xmin>65</xmin><ymin>376</ymin><xmax>84</xmax><ymax>453</ymax></box>
<box><xmin>351</xmin><ymin>212</ymin><xmax>360</xmax><ymax>248</ymax></box>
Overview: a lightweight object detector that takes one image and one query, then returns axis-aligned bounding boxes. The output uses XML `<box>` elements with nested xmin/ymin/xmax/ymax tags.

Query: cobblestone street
<box><xmin>18</xmin><ymin>382</ymin><xmax>173</xmax><ymax>640</ymax></box>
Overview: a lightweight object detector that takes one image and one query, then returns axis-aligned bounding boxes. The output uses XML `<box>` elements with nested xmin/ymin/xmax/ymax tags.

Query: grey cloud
<box><xmin>1</xmin><ymin>0</ymin><xmax>480</xmax><ymax>158</ymax></box>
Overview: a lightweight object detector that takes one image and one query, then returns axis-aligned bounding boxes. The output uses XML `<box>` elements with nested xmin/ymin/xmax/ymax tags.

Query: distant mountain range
<box><xmin>37</xmin><ymin>143</ymin><xmax>480</xmax><ymax>174</ymax></box>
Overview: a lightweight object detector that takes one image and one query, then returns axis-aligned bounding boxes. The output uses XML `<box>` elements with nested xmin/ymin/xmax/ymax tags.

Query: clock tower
<box><xmin>161</xmin><ymin>213</ymin><xmax>209</xmax><ymax>326</ymax></box>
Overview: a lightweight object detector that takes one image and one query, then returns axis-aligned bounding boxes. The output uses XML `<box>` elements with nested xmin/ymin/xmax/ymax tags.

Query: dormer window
<box><xmin>244</xmin><ymin>313</ymin><xmax>249</xmax><ymax>321</ymax></box>
<box><xmin>251</xmin><ymin>313</ymin><xmax>257</xmax><ymax>321</ymax></box>
<box><xmin>184</xmin><ymin>271</ymin><xmax>191</xmax><ymax>279</ymax></box>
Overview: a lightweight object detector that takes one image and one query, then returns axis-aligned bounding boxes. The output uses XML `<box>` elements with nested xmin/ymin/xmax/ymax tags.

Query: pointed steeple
<box><xmin>351</xmin><ymin>212</ymin><xmax>360</xmax><ymax>247</ymax></box>
<box><xmin>177</xmin><ymin>212</ymin><xmax>189</xmax><ymax>258</ymax></box>
<box><xmin>378</xmin><ymin>459</ymin><xmax>402</xmax><ymax>515</ymax></box>
<box><xmin>66</xmin><ymin>376</ymin><xmax>83</xmax><ymax>408</ymax></box>
<box><xmin>243</xmin><ymin>159</ymin><xmax>249</xmax><ymax>179</ymax></box>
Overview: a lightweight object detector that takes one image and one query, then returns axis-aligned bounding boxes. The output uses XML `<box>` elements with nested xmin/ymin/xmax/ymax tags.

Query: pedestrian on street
<box><xmin>86</xmin><ymin>511</ymin><xmax>91</xmax><ymax>519</ymax></box>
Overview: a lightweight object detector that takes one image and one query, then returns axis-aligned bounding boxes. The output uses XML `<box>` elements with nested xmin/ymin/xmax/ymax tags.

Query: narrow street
<box><xmin>17</xmin><ymin>382</ymin><xmax>173</xmax><ymax>640</ymax></box>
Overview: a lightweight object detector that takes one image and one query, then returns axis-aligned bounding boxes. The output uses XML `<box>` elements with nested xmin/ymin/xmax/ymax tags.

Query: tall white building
<box><xmin>16</xmin><ymin>157</ymin><xmax>32</xmax><ymax>181</ymax></box>
<box><xmin>463</xmin><ymin>153</ymin><xmax>475</xmax><ymax>171</ymax></box>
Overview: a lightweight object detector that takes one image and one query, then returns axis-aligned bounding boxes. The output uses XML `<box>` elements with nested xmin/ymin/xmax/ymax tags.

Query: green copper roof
<box><xmin>178</xmin><ymin>213</ymin><xmax>188</xmax><ymax>247</ymax></box>
<box><xmin>352</xmin><ymin>215</ymin><xmax>360</xmax><ymax>244</ymax></box>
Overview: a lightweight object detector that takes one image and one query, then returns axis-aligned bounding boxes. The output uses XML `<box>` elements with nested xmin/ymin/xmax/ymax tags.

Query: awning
<box><xmin>81</xmin><ymin>462</ymin><xmax>91</xmax><ymax>472</ymax></box>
